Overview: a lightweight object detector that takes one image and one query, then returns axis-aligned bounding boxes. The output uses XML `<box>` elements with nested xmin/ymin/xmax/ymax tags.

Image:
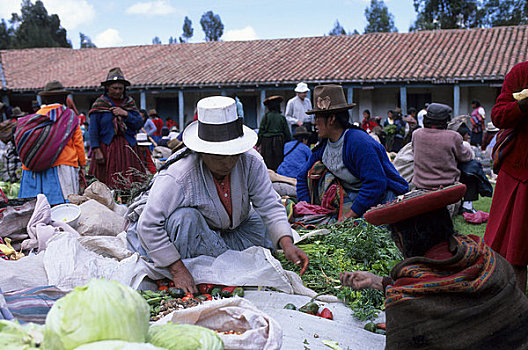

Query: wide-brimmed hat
<box><xmin>39</xmin><ymin>80</ymin><xmax>69</xmax><ymax>96</ymax></box>
<box><xmin>101</xmin><ymin>67</ymin><xmax>130</xmax><ymax>87</ymax></box>
<box><xmin>183</xmin><ymin>96</ymin><xmax>257</xmax><ymax>155</ymax></box>
<box><xmin>293</xmin><ymin>126</ymin><xmax>311</xmax><ymax>138</ymax></box>
<box><xmin>11</xmin><ymin>107</ymin><xmax>26</xmax><ymax>118</ymax></box>
<box><xmin>148</xmin><ymin>109</ymin><xmax>158</xmax><ymax>117</ymax></box>
<box><xmin>306</xmin><ymin>85</ymin><xmax>356</xmax><ymax>115</ymax></box>
<box><xmin>136</xmin><ymin>133</ymin><xmax>152</xmax><ymax>147</ymax></box>
<box><xmin>486</xmin><ymin>122</ymin><xmax>499</xmax><ymax>132</ymax></box>
<box><xmin>364</xmin><ymin>183</ymin><xmax>467</xmax><ymax>226</ymax></box>
<box><xmin>426</xmin><ymin>103</ymin><xmax>452</xmax><ymax>121</ymax></box>
<box><xmin>294</xmin><ymin>82</ymin><xmax>310</xmax><ymax>93</ymax></box>
<box><xmin>263</xmin><ymin>95</ymin><xmax>284</xmax><ymax>106</ymax></box>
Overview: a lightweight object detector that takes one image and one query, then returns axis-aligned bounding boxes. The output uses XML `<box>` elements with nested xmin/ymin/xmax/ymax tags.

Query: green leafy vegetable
<box><xmin>74</xmin><ymin>340</ymin><xmax>166</xmax><ymax>349</ymax></box>
<box><xmin>276</xmin><ymin>219</ymin><xmax>401</xmax><ymax>321</ymax></box>
<box><xmin>0</xmin><ymin>320</ymin><xmax>39</xmax><ymax>350</ymax></box>
<box><xmin>42</xmin><ymin>279</ymin><xmax>150</xmax><ymax>350</ymax></box>
<box><xmin>147</xmin><ymin>323</ymin><xmax>223</xmax><ymax>350</ymax></box>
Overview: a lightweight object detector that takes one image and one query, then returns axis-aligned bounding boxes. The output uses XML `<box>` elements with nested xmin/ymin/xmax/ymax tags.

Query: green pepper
<box><xmin>299</xmin><ymin>301</ymin><xmax>319</xmax><ymax>315</ymax></box>
<box><xmin>283</xmin><ymin>303</ymin><xmax>297</xmax><ymax>310</ymax></box>
<box><xmin>211</xmin><ymin>287</ymin><xmax>222</xmax><ymax>297</ymax></box>
<box><xmin>364</xmin><ymin>322</ymin><xmax>377</xmax><ymax>333</ymax></box>
<box><xmin>232</xmin><ymin>287</ymin><xmax>244</xmax><ymax>297</ymax></box>
<box><xmin>146</xmin><ymin>297</ymin><xmax>162</xmax><ymax>305</ymax></box>
<box><xmin>167</xmin><ymin>287</ymin><xmax>185</xmax><ymax>299</ymax></box>
<box><xmin>220</xmin><ymin>286</ymin><xmax>236</xmax><ymax>298</ymax></box>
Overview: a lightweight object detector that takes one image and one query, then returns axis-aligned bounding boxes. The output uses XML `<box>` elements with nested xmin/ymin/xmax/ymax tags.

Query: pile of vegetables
<box><xmin>276</xmin><ymin>219</ymin><xmax>402</xmax><ymax>321</ymax></box>
<box><xmin>0</xmin><ymin>181</ymin><xmax>20</xmax><ymax>199</ymax></box>
<box><xmin>143</xmin><ymin>282</ymin><xmax>245</xmax><ymax>321</ymax></box>
<box><xmin>0</xmin><ymin>279</ymin><xmax>224</xmax><ymax>350</ymax></box>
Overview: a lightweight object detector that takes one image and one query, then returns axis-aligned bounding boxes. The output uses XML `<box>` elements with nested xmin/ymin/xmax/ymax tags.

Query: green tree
<box><xmin>328</xmin><ymin>20</ymin><xmax>347</xmax><ymax>35</ymax></box>
<box><xmin>410</xmin><ymin>0</ymin><xmax>484</xmax><ymax>31</ymax></box>
<box><xmin>152</xmin><ymin>36</ymin><xmax>161</xmax><ymax>44</ymax></box>
<box><xmin>0</xmin><ymin>19</ymin><xmax>13</xmax><ymax>49</ymax></box>
<box><xmin>79</xmin><ymin>32</ymin><xmax>96</xmax><ymax>48</ymax></box>
<box><xmin>200</xmin><ymin>11</ymin><xmax>223</xmax><ymax>41</ymax></box>
<box><xmin>364</xmin><ymin>0</ymin><xmax>398</xmax><ymax>33</ymax></box>
<box><xmin>179</xmin><ymin>16</ymin><xmax>193</xmax><ymax>43</ymax></box>
<box><xmin>483</xmin><ymin>0</ymin><xmax>528</xmax><ymax>26</ymax></box>
<box><xmin>10</xmin><ymin>0</ymin><xmax>71</xmax><ymax>48</ymax></box>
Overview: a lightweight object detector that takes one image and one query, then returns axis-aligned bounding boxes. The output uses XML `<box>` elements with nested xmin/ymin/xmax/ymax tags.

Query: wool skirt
<box><xmin>88</xmin><ymin>135</ymin><xmax>147</xmax><ymax>190</ymax></box>
<box><xmin>261</xmin><ymin>135</ymin><xmax>284</xmax><ymax>171</ymax></box>
<box><xmin>484</xmin><ymin>170</ymin><xmax>528</xmax><ymax>266</ymax></box>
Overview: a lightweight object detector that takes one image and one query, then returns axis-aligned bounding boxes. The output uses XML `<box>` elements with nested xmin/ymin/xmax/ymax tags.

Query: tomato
<box><xmin>319</xmin><ymin>308</ymin><xmax>333</xmax><ymax>320</ymax></box>
<box><xmin>158</xmin><ymin>285</ymin><xmax>168</xmax><ymax>292</ymax></box>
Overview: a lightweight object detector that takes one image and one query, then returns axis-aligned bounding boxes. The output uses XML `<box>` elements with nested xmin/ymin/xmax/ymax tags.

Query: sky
<box><xmin>0</xmin><ymin>0</ymin><xmax>417</xmax><ymax>48</ymax></box>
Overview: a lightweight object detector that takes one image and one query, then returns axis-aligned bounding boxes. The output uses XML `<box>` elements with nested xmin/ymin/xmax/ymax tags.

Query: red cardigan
<box><xmin>491</xmin><ymin>61</ymin><xmax>528</xmax><ymax>182</ymax></box>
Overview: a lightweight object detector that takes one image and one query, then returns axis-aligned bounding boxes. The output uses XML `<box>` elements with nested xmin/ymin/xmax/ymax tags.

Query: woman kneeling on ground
<box><xmin>341</xmin><ymin>184</ymin><xmax>528</xmax><ymax>349</ymax></box>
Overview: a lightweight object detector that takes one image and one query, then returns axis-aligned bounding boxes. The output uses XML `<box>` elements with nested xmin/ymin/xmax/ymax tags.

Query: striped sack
<box><xmin>14</xmin><ymin>106</ymin><xmax>79</xmax><ymax>172</ymax></box>
<box><xmin>492</xmin><ymin>128</ymin><xmax>516</xmax><ymax>173</ymax></box>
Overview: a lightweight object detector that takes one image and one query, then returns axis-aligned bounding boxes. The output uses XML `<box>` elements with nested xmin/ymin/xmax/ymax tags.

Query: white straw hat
<box><xmin>294</xmin><ymin>82</ymin><xmax>309</xmax><ymax>93</ymax></box>
<box><xmin>486</xmin><ymin>122</ymin><xmax>499</xmax><ymax>132</ymax></box>
<box><xmin>136</xmin><ymin>133</ymin><xmax>151</xmax><ymax>147</ymax></box>
<box><xmin>183</xmin><ymin>96</ymin><xmax>257</xmax><ymax>155</ymax></box>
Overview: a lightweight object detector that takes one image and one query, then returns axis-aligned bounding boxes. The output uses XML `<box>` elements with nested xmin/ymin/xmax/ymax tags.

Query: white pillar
<box><xmin>178</xmin><ymin>90</ymin><xmax>184</xmax><ymax>130</ymax></box>
<box><xmin>258</xmin><ymin>89</ymin><xmax>266</xmax><ymax>127</ymax></box>
<box><xmin>453</xmin><ymin>84</ymin><xmax>460</xmax><ymax>116</ymax></box>
<box><xmin>400</xmin><ymin>86</ymin><xmax>407</xmax><ymax>115</ymax></box>
<box><xmin>140</xmin><ymin>90</ymin><xmax>146</xmax><ymax>110</ymax></box>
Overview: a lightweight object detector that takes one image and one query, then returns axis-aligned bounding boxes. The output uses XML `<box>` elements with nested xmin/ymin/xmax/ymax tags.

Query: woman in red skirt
<box><xmin>88</xmin><ymin>67</ymin><xmax>147</xmax><ymax>200</ymax></box>
<box><xmin>484</xmin><ymin>61</ymin><xmax>528</xmax><ymax>292</ymax></box>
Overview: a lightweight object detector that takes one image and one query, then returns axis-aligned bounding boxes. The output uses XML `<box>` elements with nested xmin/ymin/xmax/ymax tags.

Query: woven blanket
<box><xmin>89</xmin><ymin>95</ymin><xmax>138</xmax><ymax>135</ymax></box>
<box><xmin>14</xmin><ymin>106</ymin><xmax>78</xmax><ymax>172</ymax></box>
<box><xmin>385</xmin><ymin>234</ymin><xmax>528</xmax><ymax>349</ymax></box>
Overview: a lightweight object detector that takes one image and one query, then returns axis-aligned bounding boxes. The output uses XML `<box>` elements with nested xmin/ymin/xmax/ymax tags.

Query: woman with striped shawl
<box><xmin>88</xmin><ymin>67</ymin><xmax>146</xmax><ymax>199</ymax></box>
<box><xmin>15</xmin><ymin>81</ymin><xmax>85</xmax><ymax>205</ymax></box>
<box><xmin>341</xmin><ymin>184</ymin><xmax>528</xmax><ymax>350</ymax></box>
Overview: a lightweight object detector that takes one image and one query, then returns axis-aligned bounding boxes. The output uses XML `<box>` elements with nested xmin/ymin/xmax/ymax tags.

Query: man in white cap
<box><xmin>285</xmin><ymin>82</ymin><xmax>314</xmax><ymax>140</ymax></box>
<box><xmin>127</xmin><ymin>96</ymin><xmax>309</xmax><ymax>293</ymax></box>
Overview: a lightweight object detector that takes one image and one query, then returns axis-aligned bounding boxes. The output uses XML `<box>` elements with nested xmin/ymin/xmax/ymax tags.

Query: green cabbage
<box><xmin>42</xmin><ymin>279</ymin><xmax>150</xmax><ymax>350</ymax></box>
<box><xmin>8</xmin><ymin>182</ymin><xmax>19</xmax><ymax>198</ymax></box>
<box><xmin>147</xmin><ymin>323</ymin><xmax>224</xmax><ymax>350</ymax></box>
<box><xmin>0</xmin><ymin>320</ymin><xmax>39</xmax><ymax>349</ymax></box>
<box><xmin>74</xmin><ymin>340</ymin><xmax>166</xmax><ymax>350</ymax></box>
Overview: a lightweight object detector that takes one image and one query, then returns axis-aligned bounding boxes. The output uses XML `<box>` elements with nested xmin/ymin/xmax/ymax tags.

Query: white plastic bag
<box><xmin>76</xmin><ymin>199</ymin><xmax>124</xmax><ymax>236</ymax></box>
<box><xmin>155</xmin><ymin>297</ymin><xmax>282</xmax><ymax>350</ymax></box>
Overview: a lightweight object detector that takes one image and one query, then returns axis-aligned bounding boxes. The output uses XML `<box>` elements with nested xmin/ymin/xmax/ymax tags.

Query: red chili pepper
<box><xmin>376</xmin><ymin>323</ymin><xmax>386</xmax><ymax>330</ymax></box>
<box><xmin>319</xmin><ymin>308</ymin><xmax>333</xmax><ymax>320</ymax></box>
<box><xmin>158</xmin><ymin>285</ymin><xmax>168</xmax><ymax>292</ymax></box>
<box><xmin>185</xmin><ymin>292</ymin><xmax>194</xmax><ymax>298</ymax></box>
<box><xmin>221</xmin><ymin>286</ymin><xmax>236</xmax><ymax>293</ymax></box>
<box><xmin>198</xmin><ymin>284</ymin><xmax>215</xmax><ymax>294</ymax></box>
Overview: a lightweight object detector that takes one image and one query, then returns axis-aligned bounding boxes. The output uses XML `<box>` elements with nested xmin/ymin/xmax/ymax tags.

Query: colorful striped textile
<box><xmin>492</xmin><ymin>128</ymin><xmax>517</xmax><ymax>173</ymax></box>
<box><xmin>384</xmin><ymin>233</ymin><xmax>528</xmax><ymax>349</ymax></box>
<box><xmin>14</xmin><ymin>106</ymin><xmax>79</xmax><ymax>172</ymax></box>
<box><xmin>4</xmin><ymin>285</ymin><xmax>65</xmax><ymax>324</ymax></box>
<box><xmin>0</xmin><ymin>287</ymin><xmax>14</xmax><ymax>320</ymax></box>
<box><xmin>89</xmin><ymin>95</ymin><xmax>138</xmax><ymax>135</ymax></box>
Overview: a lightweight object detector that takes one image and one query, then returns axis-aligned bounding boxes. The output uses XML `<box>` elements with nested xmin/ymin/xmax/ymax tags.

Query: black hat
<box><xmin>263</xmin><ymin>95</ymin><xmax>284</xmax><ymax>106</ymax></box>
<box><xmin>101</xmin><ymin>67</ymin><xmax>131</xmax><ymax>87</ymax></box>
<box><xmin>293</xmin><ymin>126</ymin><xmax>311</xmax><ymax>139</ymax></box>
<box><xmin>38</xmin><ymin>80</ymin><xmax>69</xmax><ymax>96</ymax></box>
<box><xmin>426</xmin><ymin>103</ymin><xmax>452</xmax><ymax>121</ymax></box>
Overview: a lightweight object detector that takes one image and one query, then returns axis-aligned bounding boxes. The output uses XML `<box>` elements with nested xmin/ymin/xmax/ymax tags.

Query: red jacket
<box><xmin>491</xmin><ymin>61</ymin><xmax>528</xmax><ymax>182</ymax></box>
<box><xmin>151</xmin><ymin>117</ymin><xmax>164</xmax><ymax>136</ymax></box>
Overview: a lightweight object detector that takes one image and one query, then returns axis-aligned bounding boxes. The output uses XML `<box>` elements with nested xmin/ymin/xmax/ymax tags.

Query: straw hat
<box><xmin>39</xmin><ymin>80</ymin><xmax>69</xmax><ymax>96</ymax></box>
<box><xmin>182</xmin><ymin>96</ymin><xmax>257</xmax><ymax>155</ymax></box>
<box><xmin>148</xmin><ymin>109</ymin><xmax>158</xmax><ymax>117</ymax></box>
<box><xmin>306</xmin><ymin>85</ymin><xmax>356</xmax><ymax>115</ymax></box>
<box><xmin>486</xmin><ymin>122</ymin><xmax>499</xmax><ymax>132</ymax></box>
<box><xmin>294</xmin><ymin>82</ymin><xmax>309</xmax><ymax>93</ymax></box>
<box><xmin>136</xmin><ymin>133</ymin><xmax>152</xmax><ymax>147</ymax></box>
<box><xmin>364</xmin><ymin>183</ymin><xmax>466</xmax><ymax>226</ymax></box>
<box><xmin>101</xmin><ymin>67</ymin><xmax>130</xmax><ymax>86</ymax></box>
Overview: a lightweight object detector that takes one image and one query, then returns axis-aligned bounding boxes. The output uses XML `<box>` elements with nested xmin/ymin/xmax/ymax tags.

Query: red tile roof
<box><xmin>1</xmin><ymin>25</ymin><xmax>527</xmax><ymax>91</ymax></box>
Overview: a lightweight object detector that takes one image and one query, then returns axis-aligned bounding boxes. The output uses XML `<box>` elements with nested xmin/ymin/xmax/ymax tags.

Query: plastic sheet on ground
<box><xmin>244</xmin><ymin>290</ymin><xmax>386</xmax><ymax>350</ymax></box>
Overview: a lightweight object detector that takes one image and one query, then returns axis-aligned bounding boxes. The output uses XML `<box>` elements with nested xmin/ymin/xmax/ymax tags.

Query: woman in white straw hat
<box><xmin>127</xmin><ymin>96</ymin><xmax>308</xmax><ymax>293</ymax></box>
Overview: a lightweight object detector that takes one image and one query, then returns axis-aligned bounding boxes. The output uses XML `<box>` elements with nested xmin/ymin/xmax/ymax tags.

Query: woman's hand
<box><xmin>93</xmin><ymin>148</ymin><xmax>104</xmax><ymax>164</ymax></box>
<box><xmin>110</xmin><ymin>107</ymin><xmax>128</xmax><ymax>117</ymax></box>
<box><xmin>169</xmin><ymin>260</ymin><xmax>198</xmax><ymax>294</ymax></box>
<box><xmin>340</xmin><ymin>271</ymin><xmax>384</xmax><ymax>291</ymax></box>
<box><xmin>279</xmin><ymin>236</ymin><xmax>309</xmax><ymax>275</ymax></box>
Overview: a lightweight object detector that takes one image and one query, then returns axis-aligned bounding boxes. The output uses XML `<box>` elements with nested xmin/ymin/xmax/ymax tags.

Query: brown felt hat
<box><xmin>293</xmin><ymin>126</ymin><xmax>311</xmax><ymax>138</ymax></box>
<box><xmin>263</xmin><ymin>95</ymin><xmax>284</xmax><ymax>106</ymax></box>
<box><xmin>364</xmin><ymin>183</ymin><xmax>467</xmax><ymax>226</ymax></box>
<box><xmin>306</xmin><ymin>85</ymin><xmax>356</xmax><ymax>115</ymax></box>
<box><xmin>38</xmin><ymin>80</ymin><xmax>69</xmax><ymax>96</ymax></box>
<box><xmin>11</xmin><ymin>107</ymin><xmax>26</xmax><ymax>118</ymax></box>
<box><xmin>101</xmin><ymin>67</ymin><xmax>130</xmax><ymax>86</ymax></box>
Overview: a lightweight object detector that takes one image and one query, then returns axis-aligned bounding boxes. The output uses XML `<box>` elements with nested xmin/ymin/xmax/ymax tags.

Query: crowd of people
<box><xmin>0</xmin><ymin>61</ymin><xmax>526</xmax><ymax>347</ymax></box>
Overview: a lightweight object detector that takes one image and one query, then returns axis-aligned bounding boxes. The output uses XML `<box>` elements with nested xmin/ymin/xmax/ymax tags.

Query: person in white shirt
<box><xmin>285</xmin><ymin>82</ymin><xmax>315</xmax><ymax>143</ymax></box>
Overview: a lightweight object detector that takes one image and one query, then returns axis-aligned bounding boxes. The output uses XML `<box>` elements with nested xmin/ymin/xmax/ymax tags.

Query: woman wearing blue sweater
<box><xmin>296</xmin><ymin>85</ymin><xmax>408</xmax><ymax>219</ymax></box>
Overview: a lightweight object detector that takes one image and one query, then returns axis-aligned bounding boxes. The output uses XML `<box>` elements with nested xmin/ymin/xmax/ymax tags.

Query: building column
<box><xmin>257</xmin><ymin>89</ymin><xmax>266</xmax><ymax>127</ymax></box>
<box><xmin>453</xmin><ymin>84</ymin><xmax>460</xmax><ymax>116</ymax></box>
<box><xmin>140</xmin><ymin>90</ymin><xmax>146</xmax><ymax>110</ymax></box>
<box><xmin>36</xmin><ymin>95</ymin><xmax>42</xmax><ymax>105</ymax></box>
<box><xmin>221</xmin><ymin>90</ymin><xmax>227</xmax><ymax>96</ymax></box>
<box><xmin>178</xmin><ymin>90</ymin><xmax>184</xmax><ymax>130</ymax></box>
<box><xmin>400</xmin><ymin>86</ymin><xmax>407</xmax><ymax>115</ymax></box>
<box><xmin>347</xmin><ymin>88</ymin><xmax>356</xmax><ymax>122</ymax></box>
